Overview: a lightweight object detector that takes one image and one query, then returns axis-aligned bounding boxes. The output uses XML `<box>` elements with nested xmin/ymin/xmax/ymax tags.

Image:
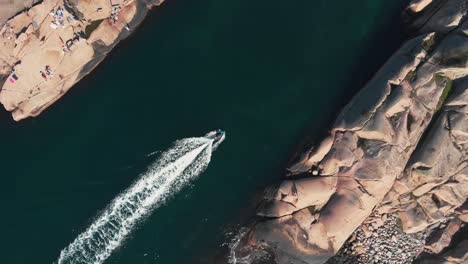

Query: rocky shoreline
<box><xmin>234</xmin><ymin>1</ymin><xmax>467</xmax><ymax>263</ymax></box>
<box><xmin>2</xmin><ymin>1</ymin><xmax>466</xmax><ymax>263</ymax></box>
<box><xmin>0</xmin><ymin>0</ymin><xmax>164</xmax><ymax>121</ymax></box>
<box><xmin>327</xmin><ymin>213</ymin><xmax>428</xmax><ymax>264</ymax></box>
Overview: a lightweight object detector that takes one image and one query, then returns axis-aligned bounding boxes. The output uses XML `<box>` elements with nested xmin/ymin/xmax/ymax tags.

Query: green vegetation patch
<box><xmin>404</xmin><ymin>70</ymin><xmax>416</xmax><ymax>82</ymax></box>
<box><xmin>434</xmin><ymin>74</ymin><xmax>453</xmax><ymax>112</ymax></box>
<box><xmin>307</xmin><ymin>205</ymin><xmax>316</xmax><ymax>215</ymax></box>
<box><xmin>422</xmin><ymin>33</ymin><xmax>437</xmax><ymax>52</ymax></box>
<box><xmin>85</xmin><ymin>19</ymin><xmax>104</xmax><ymax>38</ymax></box>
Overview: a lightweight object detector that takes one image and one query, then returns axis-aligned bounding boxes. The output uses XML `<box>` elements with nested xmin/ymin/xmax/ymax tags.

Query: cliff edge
<box><xmin>234</xmin><ymin>1</ymin><xmax>468</xmax><ymax>263</ymax></box>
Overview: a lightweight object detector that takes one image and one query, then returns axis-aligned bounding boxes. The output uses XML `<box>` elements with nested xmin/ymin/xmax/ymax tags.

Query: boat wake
<box><xmin>57</xmin><ymin>131</ymin><xmax>224</xmax><ymax>264</ymax></box>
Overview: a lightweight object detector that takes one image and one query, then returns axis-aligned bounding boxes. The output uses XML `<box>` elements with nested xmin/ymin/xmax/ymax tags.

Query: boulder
<box><xmin>425</xmin><ymin>219</ymin><xmax>462</xmax><ymax>254</ymax></box>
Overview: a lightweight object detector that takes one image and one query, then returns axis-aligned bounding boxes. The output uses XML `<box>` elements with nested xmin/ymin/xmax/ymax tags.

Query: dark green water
<box><xmin>0</xmin><ymin>0</ymin><xmax>405</xmax><ymax>263</ymax></box>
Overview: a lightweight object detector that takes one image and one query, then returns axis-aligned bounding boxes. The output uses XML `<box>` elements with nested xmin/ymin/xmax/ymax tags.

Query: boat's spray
<box><xmin>57</xmin><ymin>132</ymin><xmax>223</xmax><ymax>264</ymax></box>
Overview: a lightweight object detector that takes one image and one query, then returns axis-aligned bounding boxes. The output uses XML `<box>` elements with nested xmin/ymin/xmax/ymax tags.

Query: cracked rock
<box><xmin>233</xmin><ymin>1</ymin><xmax>468</xmax><ymax>263</ymax></box>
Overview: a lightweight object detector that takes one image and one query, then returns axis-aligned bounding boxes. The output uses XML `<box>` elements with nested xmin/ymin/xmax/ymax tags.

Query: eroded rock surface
<box><xmin>416</xmin><ymin>238</ymin><xmax>468</xmax><ymax>264</ymax></box>
<box><xmin>425</xmin><ymin>219</ymin><xmax>462</xmax><ymax>254</ymax></box>
<box><xmin>378</xmin><ymin>76</ymin><xmax>468</xmax><ymax>234</ymax></box>
<box><xmin>235</xmin><ymin>1</ymin><xmax>468</xmax><ymax>263</ymax></box>
<box><xmin>0</xmin><ymin>0</ymin><xmax>164</xmax><ymax>121</ymax></box>
<box><xmin>0</xmin><ymin>1</ymin><xmax>42</xmax><ymax>26</ymax></box>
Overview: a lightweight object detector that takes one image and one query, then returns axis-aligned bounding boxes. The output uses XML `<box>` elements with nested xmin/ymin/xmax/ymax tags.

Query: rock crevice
<box><xmin>235</xmin><ymin>1</ymin><xmax>468</xmax><ymax>263</ymax></box>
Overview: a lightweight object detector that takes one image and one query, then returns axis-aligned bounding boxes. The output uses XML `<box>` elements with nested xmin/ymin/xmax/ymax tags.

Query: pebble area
<box><xmin>327</xmin><ymin>214</ymin><xmax>428</xmax><ymax>264</ymax></box>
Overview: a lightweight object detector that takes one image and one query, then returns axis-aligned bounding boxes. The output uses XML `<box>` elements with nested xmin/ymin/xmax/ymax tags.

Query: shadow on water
<box><xmin>199</xmin><ymin>1</ymin><xmax>409</xmax><ymax>263</ymax></box>
<box><xmin>288</xmin><ymin>2</ymin><xmax>408</xmax><ymax>168</ymax></box>
<box><xmin>0</xmin><ymin>0</ymin><xmax>410</xmax><ymax>263</ymax></box>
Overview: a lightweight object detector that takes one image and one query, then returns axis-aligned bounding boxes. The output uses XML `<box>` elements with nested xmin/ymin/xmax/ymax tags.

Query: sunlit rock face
<box><xmin>236</xmin><ymin>1</ymin><xmax>468</xmax><ymax>263</ymax></box>
<box><xmin>404</xmin><ymin>0</ymin><xmax>467</xmax><ymax>34</ymax></box>
<box><xmin>380</xmin><ymin>76</ymin><xmax>468</xmax><ymax>234</ymax></box>
<box><xmin>0</xmin><ymin>0</ymin><xmax>164</xmax><ymax>121</ymax></box>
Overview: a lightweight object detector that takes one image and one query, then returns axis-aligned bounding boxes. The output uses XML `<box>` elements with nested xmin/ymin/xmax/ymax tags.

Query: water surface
<box><xmin>0</xmin><ymin>0</ymin><xmax>405</xmax><ymax>263</ymax></box>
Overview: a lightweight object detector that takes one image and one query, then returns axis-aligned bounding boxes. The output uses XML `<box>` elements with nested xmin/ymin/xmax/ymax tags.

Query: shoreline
<box><xmin>0</xmin><ymin>0</ymin><xmax>164</xmax><ymax>121</ymax></box>
<box><xmin>233</xmin><ymin>0</ymin><xmax>468</xmax><ymax>263</ymax></box>
<box><xmin>196</xmin><ymin>2</ymin><xmax>410</xmax><ymax>263</ymax></box>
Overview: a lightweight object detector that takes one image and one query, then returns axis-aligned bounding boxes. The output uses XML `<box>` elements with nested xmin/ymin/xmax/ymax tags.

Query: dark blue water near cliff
<box><xmin>0</xmin><ymin>0</ymin><xmax>405</xmax><ymax>263</ymax></box>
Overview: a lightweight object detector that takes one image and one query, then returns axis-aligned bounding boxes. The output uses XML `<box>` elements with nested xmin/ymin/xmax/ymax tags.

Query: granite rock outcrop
<box><xmin>0</xmin><ymin>0</ymin><xmax>164</xmax><ymax>121</ymax></box>
<box><xmin>235</xmin><ymin>1</ymin><xmax>468</xmax><ymax>263</ymax></box>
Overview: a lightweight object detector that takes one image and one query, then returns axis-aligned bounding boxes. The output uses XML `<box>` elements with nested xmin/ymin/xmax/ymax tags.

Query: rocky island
<box><xmin>234</xmin><ymin>0</ymin><xmax>468</xmax><ymax>263</ymax></box>
<box><xmin>0</xmin><ymin>0</ymin><xmax>163</xmax><ymax>121</ymax></box>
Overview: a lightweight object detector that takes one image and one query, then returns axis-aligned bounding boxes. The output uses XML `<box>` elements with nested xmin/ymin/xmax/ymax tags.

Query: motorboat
<box><xmin>205</xmin><ymin>129</ymin><xmax>226</xmax><ymax>151</ymax></box>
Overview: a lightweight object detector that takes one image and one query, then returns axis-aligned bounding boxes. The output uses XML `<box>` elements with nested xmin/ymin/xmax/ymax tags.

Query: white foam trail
<box><xmin>58</xmin><ymin>136</ymin><xmax>216</xmax><ymax>264</ymax></box>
